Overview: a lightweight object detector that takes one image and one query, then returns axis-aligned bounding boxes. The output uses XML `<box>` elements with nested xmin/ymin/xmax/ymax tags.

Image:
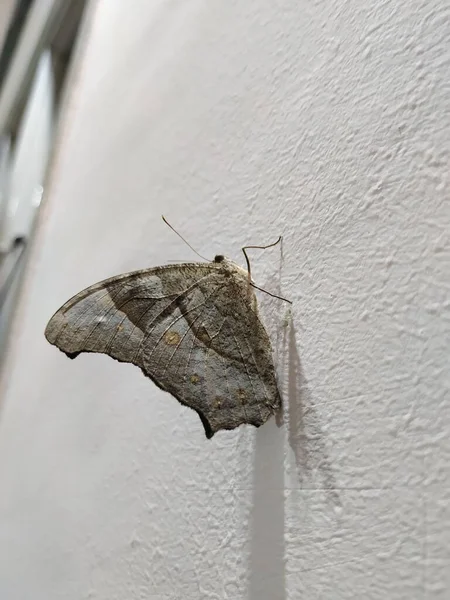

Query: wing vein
<box><xmin>158</xmin><ymin>286</ymin><xmax>225</xmax><ymax>377</ymax></box>
<box><xmin>129</xmin><ymin>273</ymin><xmax>215</xmax><ymax>363</ymax></box>
<box><xmin>55</xmin><ymin>289</ymin><xmax>112</xmax><ymax>344</ymax></box>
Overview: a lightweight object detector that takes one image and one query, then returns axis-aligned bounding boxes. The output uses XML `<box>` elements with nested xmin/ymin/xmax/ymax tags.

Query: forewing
<box><xmin>45</xmin><ymin>263</ymin><xmax>215</xmax><ymax>365</ymax></box>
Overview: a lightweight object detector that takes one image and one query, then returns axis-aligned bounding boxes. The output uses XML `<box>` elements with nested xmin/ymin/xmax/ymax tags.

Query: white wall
<box><xmin>0</xmin><ymin>0</ymin><xmax>449</xmax><ymax>598</ymax></box>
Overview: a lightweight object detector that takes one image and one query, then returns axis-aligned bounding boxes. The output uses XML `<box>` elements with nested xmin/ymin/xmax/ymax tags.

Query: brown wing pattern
<box><xmin>45</xmin><ymin>262</ymin><xmax>281</xmax><ymax>437</ymax></box>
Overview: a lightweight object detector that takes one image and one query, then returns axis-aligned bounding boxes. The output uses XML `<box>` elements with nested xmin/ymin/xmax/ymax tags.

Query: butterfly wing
<box><xmin>45</xmin><ymin>262</ymin><xmax>281</xmax><ymax>437</ymax></box>
<box><xmin>45</xmin><ymin>263</ymin><xmax>216</xmax><ymax>364</ymax></box>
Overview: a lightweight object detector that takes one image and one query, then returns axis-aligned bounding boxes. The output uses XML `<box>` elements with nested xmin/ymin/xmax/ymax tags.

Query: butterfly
<box><xmin>45</xmin><ymin>219</ymin><xmax>290</xmax><ymax>438</ymax></box>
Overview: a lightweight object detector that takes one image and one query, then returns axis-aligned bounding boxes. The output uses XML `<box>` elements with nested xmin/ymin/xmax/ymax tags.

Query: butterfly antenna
<box><xmin>242</xmin><ymin>236</ymin><xmax>282</xmax><ymax>278</ymax></box>
<box><xmin>162</xmin><ymin>216</ymin><xmax>210</xmax><ymax>262</ymax></box>
<box><xmin>250</xmin><ymin>282</ymin><xmax>292</xmax><ymax>304</ymax></box>
<box><xmin>242</xmin><ymin>236</ymin><xmax>291</xmax><ymax>303</ymax></box>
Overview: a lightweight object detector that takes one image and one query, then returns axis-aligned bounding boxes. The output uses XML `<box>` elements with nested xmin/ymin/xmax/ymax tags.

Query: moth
<box><xmin>45</xmin><ymin>218</ymin><xmax>290</xmax><ymax>438</ymax></box>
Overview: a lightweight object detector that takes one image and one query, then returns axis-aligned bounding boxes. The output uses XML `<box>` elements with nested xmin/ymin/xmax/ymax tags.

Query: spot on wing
<box><xmin>163</xmin><ymin>330</ymin><xmax>181</xmax><ymax>346</ymax></box>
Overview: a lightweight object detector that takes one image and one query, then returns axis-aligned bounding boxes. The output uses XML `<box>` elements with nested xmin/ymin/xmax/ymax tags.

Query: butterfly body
<box><xmin>45</xmin><ymin>256</ymin><xmax>281</xmax><ymax>438</ymax></box>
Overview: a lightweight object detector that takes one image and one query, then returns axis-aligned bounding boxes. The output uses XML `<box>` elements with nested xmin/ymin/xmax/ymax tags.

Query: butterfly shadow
<box><xmin>247</xmin><ymin>263</ymin><xmax>287</xmax><ymax>600</ymax></box>
<box><xmin>248</xmin><ymin>405</ymin><xmax>286</xmax><ymax>600</ymax></box>
<box><xmin>247</xmin><ymin>245</ymin><xmax>338</xmax><ymax>599</ymax></box>
<box><xmin>283</xmin><ymin>317</ymin><xmax>341</xmax><ymax>508</ymax></box>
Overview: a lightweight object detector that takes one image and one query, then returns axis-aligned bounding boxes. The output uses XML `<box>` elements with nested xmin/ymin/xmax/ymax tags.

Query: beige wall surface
<box><xmin>0</xmin><ymin>0</ymin><xmax>449</xmax><ymax>598</ymax></box>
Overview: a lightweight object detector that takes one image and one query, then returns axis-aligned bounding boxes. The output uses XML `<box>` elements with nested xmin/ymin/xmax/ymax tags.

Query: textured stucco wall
<box><xmin>0</xmin><ymin>0</ymin><xmax>449</xmax><ymax>598</ymax></box>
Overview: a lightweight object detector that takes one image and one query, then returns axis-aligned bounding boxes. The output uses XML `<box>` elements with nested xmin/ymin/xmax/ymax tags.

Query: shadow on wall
<box><xmin>248</xmin><ymin>415</ymin><xmax>286</xmax><ymax>600</ymax></box>
<box><xmin>253</xmin><ymin>236</ymin><xmax>340</xmax><ymax>501</ymax></box>
<box><xmin>247</xmin><ymin>241</ymin><xmax>286</xmax><ymax>600</ymax></box>
<box><xmin>247</xmin><ymin>243</ymin><xmax>340</xmax><ymax>599</ymax></box>
<box><xmin>248</xmin><ymin>309</ymin><xmax>342</xmax><ymax>599</ymax></box>
<box><xmin>286</xmin><ymin>319</ymin><xmax>341</xmax><ymax>507</ymax></box>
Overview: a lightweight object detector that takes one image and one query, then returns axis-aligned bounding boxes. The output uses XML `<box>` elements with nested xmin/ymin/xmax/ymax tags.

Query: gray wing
<box><xmin>45</xmin><ymin>263</ymin><xmax>280</xmax><ymax>437</ymax></box>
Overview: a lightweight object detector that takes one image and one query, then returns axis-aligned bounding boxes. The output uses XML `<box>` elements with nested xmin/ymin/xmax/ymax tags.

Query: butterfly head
<box><xmin>214</xmin><ymin>254</ymin><xmax>253</xmax><ymax>282</ymax></box>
